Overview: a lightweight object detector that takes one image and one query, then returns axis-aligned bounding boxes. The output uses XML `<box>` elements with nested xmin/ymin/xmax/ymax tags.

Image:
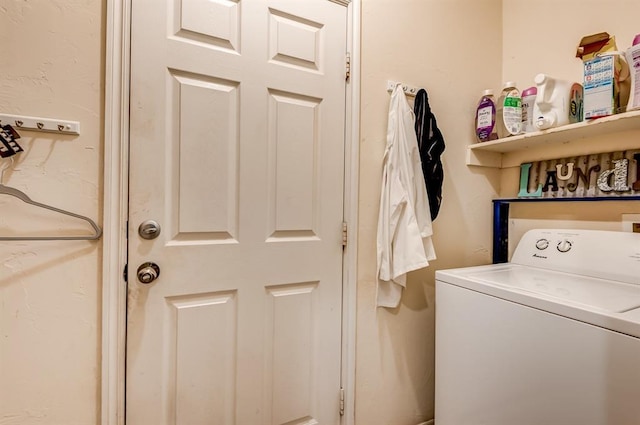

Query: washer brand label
<box><xmin>532</xmin><ymin>253</ymin><xmax>548</xmax><ymax>259</ymax></box>
<box><xmin>518</xmin><ymin>149</ymin><xmax>640</xmax><ymax>198</ymax></box>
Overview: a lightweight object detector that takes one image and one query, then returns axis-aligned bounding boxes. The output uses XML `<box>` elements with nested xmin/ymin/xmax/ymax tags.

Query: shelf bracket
<box><xmin>466</xmin><ymin>147</ymin><xmax>502</xmax><ymax>168</ymax></box>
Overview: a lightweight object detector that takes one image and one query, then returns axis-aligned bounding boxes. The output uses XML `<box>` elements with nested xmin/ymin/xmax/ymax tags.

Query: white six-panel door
<box><xmin>127</xmin><ymin>1</ymin><xmax>348</xmax><ymax>424</ymax></box>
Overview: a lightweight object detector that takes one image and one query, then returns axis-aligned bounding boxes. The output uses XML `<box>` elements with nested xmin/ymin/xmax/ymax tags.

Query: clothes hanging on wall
<box><xmin>414</xmin><ymin>88</ymin><xmax>445</xmax><ymax>221</ymax></box>
<box><xmin>376</xmin><ymin>84</ymin><xmax>436</xmax><ymax>308</ymax></box>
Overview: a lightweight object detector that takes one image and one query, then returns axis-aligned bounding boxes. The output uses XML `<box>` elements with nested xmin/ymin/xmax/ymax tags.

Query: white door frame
<box><xmin>101</xmin><ymin>1</ymin><xmax>360</xmax><ymax>424</ymax></box>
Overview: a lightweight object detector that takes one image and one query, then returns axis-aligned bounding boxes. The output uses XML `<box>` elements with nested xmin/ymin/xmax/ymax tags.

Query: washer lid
<box><xmin>442</xmin><ymin>264</ymin><xmax>640</xmax><ymax>313</ymax></box>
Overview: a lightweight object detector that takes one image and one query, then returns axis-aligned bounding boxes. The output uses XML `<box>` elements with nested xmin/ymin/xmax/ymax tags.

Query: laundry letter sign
<box><xmin>518</xmin><ymin>149</ymin><xmax>640</xmax><ymax>198</ymax></box>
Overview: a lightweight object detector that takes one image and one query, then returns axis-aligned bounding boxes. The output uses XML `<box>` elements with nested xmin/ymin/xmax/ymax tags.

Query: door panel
<box><xmin>170</xmin><ymin>71</ymin><xmax>239</xmax><ymax>239</ymax></box>
<box><xmin>170</xmin><ymin>291</ymin><xmax>237</xmax><ymax>425</ymax></box>
<box><xmin>127</xmin><ymin>1</ymin><xmax>348</xmax><ymax>424</ymax></box>
<box><xmin>267</xmin><ymin>90</ymin><xmax>321</xmax><ymax>237</ymax></box>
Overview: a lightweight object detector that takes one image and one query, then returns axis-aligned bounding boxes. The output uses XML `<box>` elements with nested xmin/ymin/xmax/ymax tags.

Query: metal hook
<box><xmin>36</xmin><ymin>122</ymin><xmax>45</xmax><ymax>130</ymax></box>
<box><xmin>14</xmin><ymin>120</ymin><xmax>23</xmax><ymax>127</ymax></box>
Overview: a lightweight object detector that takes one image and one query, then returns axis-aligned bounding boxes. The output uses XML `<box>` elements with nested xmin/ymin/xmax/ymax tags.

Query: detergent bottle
<box><xmin>532</xmin><ymin>73</ymin><xmax>572</xmax><ymax>130</ymax></box>
<box><xmin>496</xmin><ymin>82</ymin><xmax>522</xmax><ymax>138</ymax></box>
<box><xmin>475</xmin><ymin>89</ymin><xmax>498</xmax><ymax>142</ymax></box>
<box><xmin>521</xmin><ymin>87</ymin><xmax>537</xmax><ymax>133</ymax></box>
<box><xmin>569</xmin><ymin>83</ymin><xmax>584</xmax><ymax>123</ymax></box>
<box><xmin>626</xmin><ymin>34</ymin><xmax>640</xmax><ymax>111</ymax></box>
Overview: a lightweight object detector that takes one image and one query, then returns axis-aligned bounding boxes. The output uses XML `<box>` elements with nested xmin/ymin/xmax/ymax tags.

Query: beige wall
<box><xmin>501</xmin><ymin>0</ymin><xmax>640</xmax><ymax>241</ymax></box>
<box><xmin>502</xmin><ymin>0</ymin><xmax>640</xmax><ymax>92</ymax></box>
<box><xmin>2</xmin><ymin>1</ymin><xmax>639</xmax><ymax>425</ymax></box>
<box><xmin>357</xmin><ymin>1</ymin><xmax>502</xmax><ymax>423</ymax></box>
<box><xmin>0</xmin><ymin>1</ymin><xmax>104</xmax><ymax>424</ymax></box>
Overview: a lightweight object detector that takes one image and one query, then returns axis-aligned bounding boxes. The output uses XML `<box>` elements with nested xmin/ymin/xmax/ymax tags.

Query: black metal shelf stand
<box><xmin>492</xmin><ymin>196</ymin><xmax>640</xmax><ymax>264</ymax></box>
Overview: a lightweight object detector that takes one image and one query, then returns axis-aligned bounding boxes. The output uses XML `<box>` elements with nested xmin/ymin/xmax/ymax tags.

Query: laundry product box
<box><xmin>583</xmin><ymin>55</ymin><xmax>616</xmax><ymax>118</ymax></box>
<box><xmin>576</xmin><ymin>32</ymin><xmax>630</xmax><ymax>119</ymax></box>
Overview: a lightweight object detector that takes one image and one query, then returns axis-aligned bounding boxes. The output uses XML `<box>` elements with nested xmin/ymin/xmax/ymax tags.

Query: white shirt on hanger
<box><xmin>376</xmin><ymin>84</ymin><xmax>436</xmax><ymax>308</ymax></box>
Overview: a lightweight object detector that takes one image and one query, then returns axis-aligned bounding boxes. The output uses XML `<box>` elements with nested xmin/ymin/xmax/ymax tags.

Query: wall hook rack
<box><xmin>0</xmin><ymin>113</ymin><xmax>80</xmax><ymax>135</ymax></box>
<box><xmin>387</xmin><ymin>80</ymin><xmax>420</xmax><ymax>97</ymax></box>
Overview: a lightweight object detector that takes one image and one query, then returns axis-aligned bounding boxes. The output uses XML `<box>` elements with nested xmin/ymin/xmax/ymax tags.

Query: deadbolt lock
<box><xmin>138</xmin><ymin>220</ymin><xmax>161</xmax><ymax>240</ymax></box>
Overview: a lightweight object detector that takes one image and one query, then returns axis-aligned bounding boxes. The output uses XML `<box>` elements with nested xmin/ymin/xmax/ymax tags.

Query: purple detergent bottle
<box><xmin>475</xmin><ymin>89</ymin><xmax>498</xmax><ymax>142</ymax></box>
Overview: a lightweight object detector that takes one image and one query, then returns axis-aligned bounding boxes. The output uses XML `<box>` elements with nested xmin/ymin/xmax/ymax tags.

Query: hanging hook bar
<box><xmin>386</xmin><ymin>80</ymin><xmax>420</xmax><ymax>97</ymax></box>
<box><xmin>0</xmin><ymin>113</ymin><xmax>80</xmax><ymax>135</ymax></box>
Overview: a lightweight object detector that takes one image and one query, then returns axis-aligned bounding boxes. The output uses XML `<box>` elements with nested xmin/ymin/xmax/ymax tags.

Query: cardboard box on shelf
<box><xmin>576</xmin><ymin>32</ymin><xmax>630</xmax><ymax>119</ymax></box>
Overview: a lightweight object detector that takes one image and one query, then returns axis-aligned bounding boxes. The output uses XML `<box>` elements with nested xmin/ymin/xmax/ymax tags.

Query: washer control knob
<box><xmin>535</xmin><ymin>238</ymin><xmax>549</xmax><ymax>250</ymax></box>
<box><xmin>557</xmin><ymin>239</ymin><xmax>572</xmax><ymax>253</ymax></box>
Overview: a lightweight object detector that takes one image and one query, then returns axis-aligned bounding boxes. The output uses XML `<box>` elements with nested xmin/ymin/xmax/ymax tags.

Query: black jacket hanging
<box><xmin>414</xmin><ymin>88</ymin><xmax>445</xmax><ymax>221</ymax></box>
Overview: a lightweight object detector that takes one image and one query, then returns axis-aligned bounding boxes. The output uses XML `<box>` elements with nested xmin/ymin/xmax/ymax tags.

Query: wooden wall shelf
<box><xmin>467</xmin><ymin>110</ymin><xmax>640</xmax><ymax>168</ymax></box>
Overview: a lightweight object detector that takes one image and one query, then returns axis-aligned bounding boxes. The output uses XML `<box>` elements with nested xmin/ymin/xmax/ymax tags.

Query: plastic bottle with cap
<box><xmin>532</xmin><ymin>73</ymin><xmax>572</xmax><ymax>130</ymax></box>
<box><xmin>475</xmin><ymin>89</ymin><xmax>498</xmax><ymax>142</ymax></box>
<box><xmin>521</xmin><ymin>86</ymin><xmax>537</xmax><ymax>133</ymax></box>
<box><xmin>496</xmin><ymin>82</ymin><xmax>522</xmax><ymax>138</ymax></box>
<box><xmin>626</xmin><ymin>34</ymin><xmax>640</xmax><ymax>111</ymax></box>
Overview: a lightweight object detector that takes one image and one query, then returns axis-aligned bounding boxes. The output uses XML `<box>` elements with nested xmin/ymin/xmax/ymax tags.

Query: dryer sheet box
<box><xmin>583</xmin><ymin>55</ymin><xmax>616</xmax><ymax>119</ymax></box>
<box><xmin>576</xmin><ymin>32</ymin><xmax>630</xmax><ymax>119</ymax></box>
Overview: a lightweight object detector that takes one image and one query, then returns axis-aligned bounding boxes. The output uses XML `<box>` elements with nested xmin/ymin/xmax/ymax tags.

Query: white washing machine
<box><xmin>435</xmin><ymin>229</ymin><xmax>640</xmax><ymax>425</ymax></box>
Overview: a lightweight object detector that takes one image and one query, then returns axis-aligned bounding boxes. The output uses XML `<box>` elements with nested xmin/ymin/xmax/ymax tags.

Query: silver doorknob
<box><xmin>137</xmin><ymin>262</ymin><xmax>160</xmax><ymax>284</ymax></box>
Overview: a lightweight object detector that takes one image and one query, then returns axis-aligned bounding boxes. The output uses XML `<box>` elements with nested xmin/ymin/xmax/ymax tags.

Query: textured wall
<box><xmin>0</xmin><ymin>1</ymin><xmax>104</xmax><ymax>424</ymax></box>
<box><xmin>357</xmin><ymin>1</ymin><xmax>502</xmax><ymax>423</ymax></box>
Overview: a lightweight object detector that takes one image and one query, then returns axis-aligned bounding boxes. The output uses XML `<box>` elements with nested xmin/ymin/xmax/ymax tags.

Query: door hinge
<box><xmin>123</xmin><ymin>264</ymin><xmax>128</xmax><ymax>282</ymax></box>
<box><xmin>339</xmin><ymin>386</ymin><xmax>345</xmax><ymax>416</ymax></box>
<box><xmin>345</xmin><ymin>52</ymin><xmax>351</xmax><ymax>81</ymax></box>
<box><xmin>342</xmin><ymin>222</ymin><xmax>348</xmax><ymax>247</ymax></box>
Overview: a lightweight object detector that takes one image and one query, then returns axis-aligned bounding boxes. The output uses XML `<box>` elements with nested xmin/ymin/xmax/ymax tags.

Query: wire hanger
<box><xmin>0</xmin><ymin>159</ymin><xmax>102</xmax><ymax>241</ymax></box>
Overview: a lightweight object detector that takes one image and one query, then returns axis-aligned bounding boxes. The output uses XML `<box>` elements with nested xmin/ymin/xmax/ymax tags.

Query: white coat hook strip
<box><xmin>386</xmin><ymin>80</ymin><xmax>419</xmax><ymax>97</ymax></box>
<box><xmin>0</xmin><ymin>113</ymin><xmax>80</xmax><ymax>135</ymax></box>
